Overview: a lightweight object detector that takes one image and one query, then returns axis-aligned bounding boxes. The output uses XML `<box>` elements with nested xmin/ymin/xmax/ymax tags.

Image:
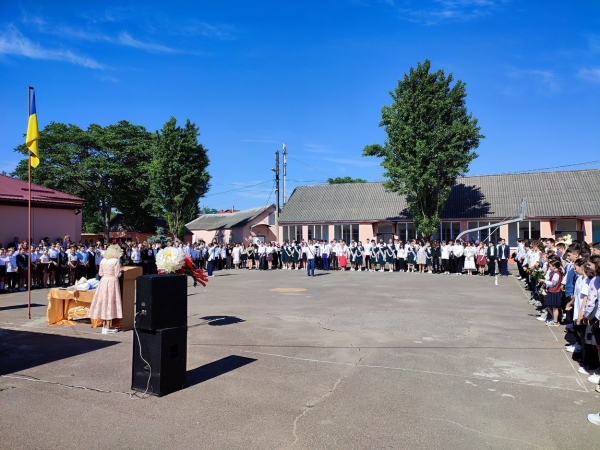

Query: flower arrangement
<box><xmin>556</xmin><ymin>234</ymin><xmax>572</xmax><ymax>247</ymax></box>
<box><xmin>155</xmin><ymin>248</ymin><xmax>208</xmax><ymax>287</ymax></box>
<box><xmin>529</xmin><ymin>267</ymin><xmax>545</xmax><ymax>283</ymax></box>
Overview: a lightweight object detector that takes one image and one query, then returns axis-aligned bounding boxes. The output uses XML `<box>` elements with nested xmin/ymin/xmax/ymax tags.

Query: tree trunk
<box><xmin>102</xmin><ymin>200</ymin><xmax>111</xmax><ymax>244</ymax></box>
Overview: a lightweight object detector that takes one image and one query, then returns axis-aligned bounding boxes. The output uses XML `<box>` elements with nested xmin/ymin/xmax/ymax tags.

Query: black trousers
<box><xmin>331</xmin><ymin>254</ymin><xmax>338</xmax><ymax>270</ymax></box>
<box><xmin>441</xmin><ymin>259</ymin><xmax>449</xmax><ymax>272</ymax></box>
<box><xmin>450</xmin><ymin>257</ymin><xmax>458</xmax><ymax>273</ymax></box>
<box><xmin>365</xmin><ymin>256</ymin><xmax>371</xmax><ymax>270</ymax></box>
<box><xmin>396</xmin><ymin>258</ymin><xmax>405</xmax><ymax>272</ymax></box>
<box><xmin>488</xmin><ymin>258</ymin><xmax>497</xmax><ymax>276</ymax></box>
<box><xmin>432</xmin><ymin>256</ymin><xmax>440</xmax><ymax>273</ymax></box>
<box><xmin>517</xmin><ymin>260</ymin><xmax>526</xmax><ymax>278</ymax></box>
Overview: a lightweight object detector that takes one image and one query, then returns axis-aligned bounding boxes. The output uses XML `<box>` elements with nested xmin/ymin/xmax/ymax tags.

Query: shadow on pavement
<box><xmin>188</xmin><ymin>316</ymin><xmax>245</xmax><ymax>328</ymax></box>
<box><xmin>0</xmin><ymin>328</ymin><xmax>119</xmax><ymax>376</ymax></box>
<box><xmin>187</xmin><ymin>355</ymin><xmax>256</xmax><ymax>387</ymax></box>
<box><xmin>0</xmin><ymin>303</ymin><xmax>46</xmax><ymax>312</ymax></box>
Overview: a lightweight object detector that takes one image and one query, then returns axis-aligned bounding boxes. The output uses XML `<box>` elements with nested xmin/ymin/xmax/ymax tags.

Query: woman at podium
<box><xmin>89</xmin><ymin>245</ymin><xmax>123</xmax><ymax>334</ymax></box>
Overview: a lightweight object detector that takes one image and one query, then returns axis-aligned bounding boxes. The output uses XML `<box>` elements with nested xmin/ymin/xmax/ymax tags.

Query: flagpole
<box><xmin>28</xmin><ymin>86</ymin><xmax>33</xmax><ymax>320</ymax></box>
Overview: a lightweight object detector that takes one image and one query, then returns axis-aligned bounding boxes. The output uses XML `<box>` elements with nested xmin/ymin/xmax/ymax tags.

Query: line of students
<box><xmin>514</xmin><ymin>237</ymin><xmax>600</xmax><ymax>426</ymax></box>
<box><xmin>274</xmin><ymin>237</ymin><xmax>511</xmax><ymax>276</ymax></box>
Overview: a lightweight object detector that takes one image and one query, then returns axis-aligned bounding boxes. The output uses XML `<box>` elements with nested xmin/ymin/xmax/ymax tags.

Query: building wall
<box><xmin>0</xmin><ymin>204</ymin><xmax>82</xmax><ymax>247</ymax></box>
<box><xmin>190</xmin><ymin>206</ymin><xmax>277</xmax><ymax>245</ymax></box>
<box><xmin>279</xmin><ymin>217</ymin><xmax>600</xmax><ymax>246</ymax></box>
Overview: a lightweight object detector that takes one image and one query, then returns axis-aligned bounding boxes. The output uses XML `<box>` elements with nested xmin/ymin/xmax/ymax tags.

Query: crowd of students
<box><xmin>512</xmin><ymin>237</ymin><xmax>600</xmax><ymax>426</ymax></box>
<box><xmin>198</xmin><ymin>237</ymin><xmax>513</xmax><ymax>278</ymax></box>
<box><xmin>3</xmin><ymin>233</ymin><xmax>600</xmax><ymax>425</ymax></box>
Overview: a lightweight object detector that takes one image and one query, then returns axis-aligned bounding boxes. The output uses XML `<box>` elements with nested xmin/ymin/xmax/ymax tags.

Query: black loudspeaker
<box><xmin>132</xmin><ymin>326</ymin><xmax>187</xmax><ymax>397</ymax></box>
<box><xmin>135</xmin><ymin>274</ymin><xmax>187</xmax><ymax>331</ymax></box>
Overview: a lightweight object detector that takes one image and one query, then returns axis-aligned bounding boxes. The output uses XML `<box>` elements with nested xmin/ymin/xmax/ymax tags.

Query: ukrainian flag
<box><xmin>26</xmin><ymin>92</ymin><xmax>39</xmax><ymax>168</ymax></box>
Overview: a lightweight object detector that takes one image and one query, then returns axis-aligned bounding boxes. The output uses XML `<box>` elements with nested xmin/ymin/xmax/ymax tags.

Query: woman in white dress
<box><xmin>232</xmin><ymin>243</ymin><xmax>242</xmax><ymax>269</ymax></box>
<box><xmin>463</xmin><ymin>241</ymin><xmax>476</xmax><ymax>275</ymax></box>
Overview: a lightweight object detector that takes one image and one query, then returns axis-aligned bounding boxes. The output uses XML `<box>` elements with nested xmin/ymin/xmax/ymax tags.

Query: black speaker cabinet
<box><xmin>135</xmin><ymin>274</ymin><xmax>187</xmax><ymax>331</ymax></box>
<box><xmin>132</xmin><ymin>326</ymin><xmax>187</xmax><ymax>397</ymax></box>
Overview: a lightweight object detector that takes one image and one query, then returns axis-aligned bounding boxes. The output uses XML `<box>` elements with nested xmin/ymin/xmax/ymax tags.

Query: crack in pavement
<box><xmin>292</xmin><ymin>377</ymin><xmax>343</xmax><ymax>445</ymax></box>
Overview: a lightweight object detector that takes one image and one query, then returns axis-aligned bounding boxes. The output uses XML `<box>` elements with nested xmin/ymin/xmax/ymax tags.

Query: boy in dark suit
<box><xmin>486</xmin><ymin>241</ymin><xmax>497</xmax><ymax>276</ymax></box>
<box><xmin>497</xmin><ymin>238</ymin><xmax>510</xmax><ymax>276</ymax></box>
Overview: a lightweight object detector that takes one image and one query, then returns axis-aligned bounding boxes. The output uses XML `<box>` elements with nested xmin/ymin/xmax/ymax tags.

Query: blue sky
<box><xmin>1</xmin><ymin>1</ymin><xmax>599</xmax><ymax>211</ymax></box>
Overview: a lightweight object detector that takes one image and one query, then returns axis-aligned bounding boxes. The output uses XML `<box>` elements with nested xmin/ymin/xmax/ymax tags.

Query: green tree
<box><xmin>150</xmin><ymin>117</ymin><xmax>210</xmax><ymax>241</ymax></box>
<box><xmin>363</xmin><ymin>59</ymin><xmax>483</xmax><ymax>239</ymax></box>
<box><xmin>12</xmin><ymin>121</ymin><xmax>155</xmax><ymax>241</ymax></box>
<box><xmin>199</xmin><ymin>206</ymin><xmax>218</xmax><ymax>215</ymax></box>
<box><xmin>327</xmin><ymin>177</ymin><xmax>368</xmax><ymax>184</ymax></box>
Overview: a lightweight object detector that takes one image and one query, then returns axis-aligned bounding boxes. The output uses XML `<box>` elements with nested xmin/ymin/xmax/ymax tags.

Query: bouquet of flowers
<box><xmin>155</xmin><ymin>248</ymin><xmax>208</xmax><ymax>287</ymax></box>
<box><xmin>529</xmin><ymin>267</ymin><xmax>545</xmax><ymax>283</ymax></box>
<box><xmin>556</xmin><ymin>234</ymin><xmax>572</xmax><ymax>247</ymax></box>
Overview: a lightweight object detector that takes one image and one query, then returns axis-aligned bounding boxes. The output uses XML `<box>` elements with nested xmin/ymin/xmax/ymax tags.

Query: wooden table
<box><xmin>46</xmin><ymin>266</ymin><xmax>143</xmax><ymax>329</ymax></box>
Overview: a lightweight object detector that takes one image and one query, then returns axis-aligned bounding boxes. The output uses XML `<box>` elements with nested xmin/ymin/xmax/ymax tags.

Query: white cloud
<box><xmin>395</xmin><ymin>0</ymin><xmax>505</xmax><ymax>24</ymax></box>
<box><xmin>579</xmin><ymin>67</ymin><xmax>600</xmax><ymax>83</ymax></box>
<box><xmin>324</xmin><ymin>157</ymin><xmax>379</xmax><ymax>167</ymax></box>
<box><xmin>0</xmin><ymin>25</ymin><xmax>104</xmax><ymax>69</ymax></box>
<box><xmin>506</xmin><ymin>67</ymin><xmax>559</xmax><ymax>93</ymax></box>
<box><xmin>117</xmin><ymin>32</ymin><xmax>178</xmax><ymax>53</ymax></box>
<box><xmin>304</xmin><ymin>144</ymin><xmax>338</xmax><ymax>154</ymax></box>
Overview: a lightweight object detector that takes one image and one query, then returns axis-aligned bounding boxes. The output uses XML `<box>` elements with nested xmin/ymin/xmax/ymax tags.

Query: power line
<box><xmin>203</xmin><ymin>180</ymin><xmax>273</xmax><ymax>197</ymax></box>
<box><xmin>263</xmin><ymin>179</ymin><xmax>276</xmax><ymax>207</ymax></box>
<box><xmin>287</xmin><ymin>155</ymin><xmax>334</xmax><ymax>177</ymax></box>
<box><xmin>470</xmin><ymin>159</ymin><xmax>600</xmax><ymax>177</ymax></box>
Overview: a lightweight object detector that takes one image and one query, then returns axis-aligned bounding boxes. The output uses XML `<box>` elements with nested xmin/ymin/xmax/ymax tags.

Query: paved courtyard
<box><xmin>1</xmin><ymin>268</ymin><xmax>599</xmax><ymax>449</ymax></box>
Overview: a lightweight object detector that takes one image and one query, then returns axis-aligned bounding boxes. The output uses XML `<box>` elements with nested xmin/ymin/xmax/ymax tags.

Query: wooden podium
<box><xmin>113</xmin><ymin>266</ymin><xmax>143</xmax><ymax>331</ymax></box>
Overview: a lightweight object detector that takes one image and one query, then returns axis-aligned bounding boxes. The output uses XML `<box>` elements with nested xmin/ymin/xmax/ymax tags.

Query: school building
<box><xmin>0</xmin><ymin>174</ymin><xmax>84</xmax><ymax>247</ymax></box>
<box><xmin>186</xmin><ymin>204</ymin><xmax>277</xmax><ymax>244</ymax></box>
<box><xmin>278</xmin><ymin>169</ymin><xmax>600</xmax><ymax>247</ymax></box>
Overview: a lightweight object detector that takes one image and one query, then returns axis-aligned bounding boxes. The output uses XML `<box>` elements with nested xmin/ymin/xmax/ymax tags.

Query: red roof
<box><xmin>0</xmin><ymin>174</ymin><xmax>84</xmax><ymax>207</ymax></box>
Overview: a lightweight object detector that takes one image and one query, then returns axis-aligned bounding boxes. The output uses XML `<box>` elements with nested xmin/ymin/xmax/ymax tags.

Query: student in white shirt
<box><xmin>303</xmin><ymin>240</ymin><xmax>317</xmax><ymax>276</ymax></box>
<box><xmin>0</xmin><ymin>248</ymin><xmax>7</xmax><ymax>291</ymax></box>
<box><xmin>322</xmin><ymin>241</ymin><xmax>331</xmax><ymax>271</ymax></box>
<box><xmin>566</xmin><ymin>258</ymin><xmax>589</xmax><ymax>354</ymax></box>
<box><xmin>5</xmin><ymin>248</ymin><xmax>18</xmax><ymax>292</ymax></box>
<box><xmin>363</xmin><ymin>240</ymin><xmax>373</xmax><ymax>272</ymax></box>
<box><xmin>441</xmin><ymin>240</ymin><xmax>451</xmax><ymax>274</ymax></box>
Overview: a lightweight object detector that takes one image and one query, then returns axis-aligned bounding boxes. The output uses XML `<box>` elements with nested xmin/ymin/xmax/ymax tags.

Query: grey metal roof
<box><xmin>186</xmin><ymin>205</ymin><xmax>274</xmax><ymax>230</ymax></box>
<box><xmin>278</xmin><ymin>169</ymin><xmax>600</xmax><ymax>223</ymax></box>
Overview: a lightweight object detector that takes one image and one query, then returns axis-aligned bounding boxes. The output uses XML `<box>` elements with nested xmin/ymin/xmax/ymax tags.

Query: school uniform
<box><xmin>397</xmin><ymin>247</ymin><xmax>407</xmax><ymax>272</ymax></box>
<box><xmin>486</xmin><ymin>245</ymin><xmax>498</xmax><ymax>276</ymax></box>
<box><xmin>497</xmin><ymin>243</ymin><xmax>510</xmax><ymax>276</ymax></box>
<box><xmin>5</xmin><ymin>254</ymin><xmax>18</xmax><ymax>290</ymax></box>
<box><xmin>322</xmin><ymin>244</ymin><xmax>330</xmax><ymax>270</ymax></box>
<box><xmin>356</xmin><ymin>246</ymin><xmax>364</xmax><ymax>269</ymax></box>
<box><xmin>363</xmin><ymin>243</ymin><xmax>373</xmax><ymax>271</ymax></box>
<box><xmin>76</xmin><ymin>250</ymin><xmax>89</xmax><ymax>280</ymax></box>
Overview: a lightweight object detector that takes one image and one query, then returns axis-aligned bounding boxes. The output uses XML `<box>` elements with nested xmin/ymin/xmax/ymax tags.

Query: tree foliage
<box><xmin>149</xmin><ymin>117</ymin><xmax>210</xmax><ymax>241</ymax></box>
<box><xmin>327</xmin><ymin>177</ymin><xmax>368</xmax><ymax>184</ymax></box>
<box><xmin>363</xmin><ymin>59</ymin><xmax>483</xmax><ymax>239</ymax></box>
<box><xmin>199</xmin><ymin>206</ymin><xmax>218</xmax><ymax>215</ymax></box>
<box><xmin>12</xmin><ymin>121</ymin><xmax>154</xmax><ymax>241</ymax></box>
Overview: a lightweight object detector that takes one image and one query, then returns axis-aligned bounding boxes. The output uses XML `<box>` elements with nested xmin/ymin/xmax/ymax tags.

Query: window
<box><xmin>397</xmin><ymin>222</ymin><xmax>417</xmax><ymax>241</ymax></box>
<box><xmin>268</xmin><ymin>213</ymin><xmax>275</xmax><ymax>226</ymax></box>
<box><xmin>334</xmin><ymin>224</ymin><xmax>359</xmax><ymax>243</ymax></box>
<box><xmin>377</xmin><ymin>223</ymin><xmax>394</xmax><ymax>243</ymax></box>
<box><xmin>507</xmin><ymin>220</ymin><xmax>541</xmax><ymax>245</ymax></box>
<box><xmin>464</xmin><ymin>221</ymin><xmax>499</xmax><ymax>243</ymax></box>
<box><xmin>281</xmin><ymin>225</ymin><xmax>302</xmax><ymax>242</ymax></box>
<box><xmin>441</xmin><ymin>222</ymin><xmax>461</xmax><ymax>242</ymax></box>
<box><xmin>592</xmin><ymin>220</ymin><xmax>600</xmax><ymax>242</ymax></box>
<box><xmin>307</xmin><ymin>225</ymin><xmax>329</xmax><ymax>241</ymax></box>
<box><xmin>555</xmin><ymin>219</ymin><xmax>577</xmax><ymax>239</ymax></box>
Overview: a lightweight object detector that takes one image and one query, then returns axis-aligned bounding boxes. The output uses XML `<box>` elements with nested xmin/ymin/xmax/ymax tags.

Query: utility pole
<box><xmin>282</xmin><ymin>143</ymin><xmax>287</xmax><ymax>205</ymax></box>
<box><xmin>273</xmin><ymin>149</ymin><xmax>280</xmax><ymax>242</ymax></box>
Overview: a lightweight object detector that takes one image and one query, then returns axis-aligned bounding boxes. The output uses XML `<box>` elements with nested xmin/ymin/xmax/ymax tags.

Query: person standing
<box><xmin>497</xmin><ymin>238</ymin><xmax>510</xmax><ymax>276</ymax></box>
<box><xmin>322</xmin><ymin>240</ymin><xmax>330</xmax><ymax>271</ymax></box>
<box><xmin>89</xmin><ymin>245</ymin><xmax>123</xmax><ymax>334</ymax></box>
<box><xmin>486</xmin><ymin>241</ymin><xmax>498</xmax><ymax>276</ymax></box>
<box><xmin>207</xmin><ymin>243</ymin><xmax>216</xmax><ymax>277</ymax></box>
<box><xmin>304</xmin><ymin>240</ymin><xmax>317</xmax><ymax>276</ymax></box>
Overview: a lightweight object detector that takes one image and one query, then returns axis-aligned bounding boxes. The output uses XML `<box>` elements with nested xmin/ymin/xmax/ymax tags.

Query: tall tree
<box><xmin>12</xmin><ymin>121</ymin><xmax>154</xmax><ymax>241</ymax></box>
<box><xmin>150</xmin><ymin>117</ymin><xmax>210</xmax><ymax>241</ymax></box>
<box><xmin>363</xmin><ymin>59</ymin><xmax>483</xmax><ymax>239</ymax></box>
<box><xmin>327</xmin><ymin>177</ymin><xmax>367</xmax><ymax>184</ymax></box>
